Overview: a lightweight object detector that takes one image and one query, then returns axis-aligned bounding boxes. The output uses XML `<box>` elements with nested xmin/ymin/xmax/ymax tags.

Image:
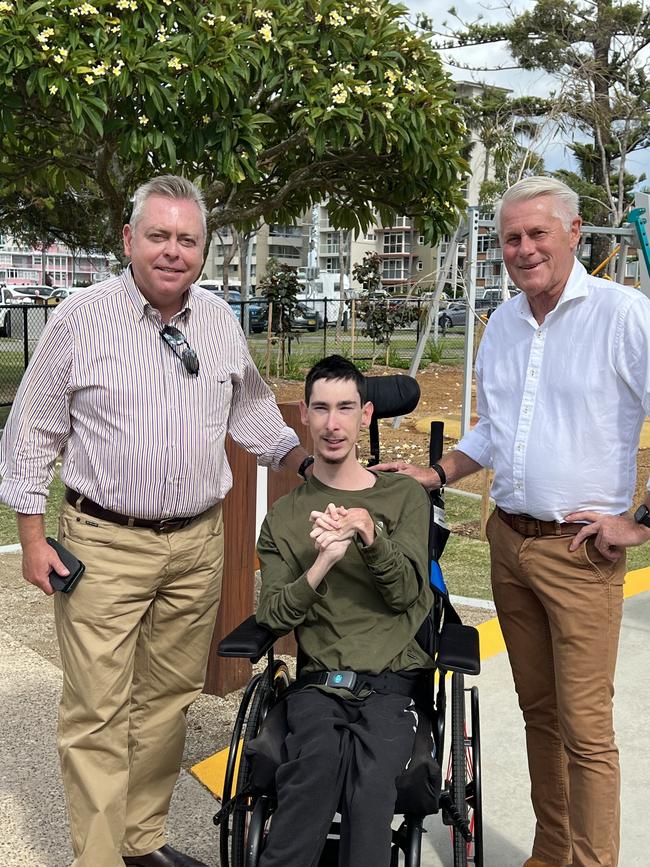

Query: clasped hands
<box><xmin>309</xmin><ymin>502</ymin><xmax>375</xmax><ymax>561</ymax></box>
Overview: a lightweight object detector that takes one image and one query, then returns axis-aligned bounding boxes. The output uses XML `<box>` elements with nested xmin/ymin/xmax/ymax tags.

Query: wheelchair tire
<box><xmin>231</xmin><ymin>662</ymin><xmax>290</xmax><ymax>867</ymax></box>
<box><xmin>245</xmin><ymin>795</ymin><xmax>271</xmax><ymax>867</ymax></box>
<box><xmin>451</xmin><ymin>672</ymin><xmax>468</xmax><ymax>867</ymax></box>
<box><xmin>469</xmin><ymin>686</ymin><xmax>483</xmax><ymax>866</ymax></box>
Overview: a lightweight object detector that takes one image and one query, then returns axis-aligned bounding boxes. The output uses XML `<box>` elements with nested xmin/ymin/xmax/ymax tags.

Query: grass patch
<box><xmin>441</xmin><ymin>491</ymin><xmax>492</xmax><ymax>599</ymax></box>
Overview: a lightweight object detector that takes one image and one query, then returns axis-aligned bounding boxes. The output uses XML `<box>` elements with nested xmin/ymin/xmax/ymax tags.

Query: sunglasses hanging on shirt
<box><xmin>160</xmin><ymin>325</ymin><xmax>200</xmax><ymax>376</ymax></box>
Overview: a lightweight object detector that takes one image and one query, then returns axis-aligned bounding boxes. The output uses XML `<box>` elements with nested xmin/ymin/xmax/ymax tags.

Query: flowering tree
<box><xmin>0</xmin><ymin>0</ymin><xmax>467</xmax><ymax>259</ymax></box>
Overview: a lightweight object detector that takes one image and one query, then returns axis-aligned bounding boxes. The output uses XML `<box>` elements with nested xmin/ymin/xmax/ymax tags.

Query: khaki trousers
<box><xmin>54</xmin><ymin>501</ymin><xmax>224</xmax><ymax>867</ymax></box>
<box><xmin>487</xmin><ymin>511</ymin><xmax>625</xmax><ymax>867</ymax></box>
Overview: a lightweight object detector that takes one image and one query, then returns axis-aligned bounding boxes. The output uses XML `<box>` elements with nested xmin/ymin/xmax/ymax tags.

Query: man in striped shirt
<box><xmin>0</xmin><ymin>175</ymin><xmax>310</xmax><ymax>867</ymax></box>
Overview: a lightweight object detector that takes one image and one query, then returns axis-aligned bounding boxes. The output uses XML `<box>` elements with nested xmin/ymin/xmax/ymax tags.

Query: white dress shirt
<box><xmin>457</xmin><ymin>259</ymin><xmax>650</xmax><ymax>521</ymax></box>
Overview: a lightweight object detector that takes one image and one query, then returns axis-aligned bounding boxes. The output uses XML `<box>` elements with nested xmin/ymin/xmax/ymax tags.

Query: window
<box><xmin>325</xmin><ymin>236</ymin><xmax>340</xmax><ymax>255</ymax></box>
<box><xmin>417</xmin><ymin>261</ymin><xmax>424</xmax><ymax>271</ymax></box>
<box><xmin>364</xmin><ymin>230</ymin><xmax>375</xmax><ymax>241</ymax></box>
<box><xmin>268</xmin><ymin>245</ymin><xmax>301</xmax><ymax>259</ymax></box>
<box><xmin>324</xmin><ymin>257</ymin><xmax>339</xmax><ymax>273</ymax></box>
<box><xmin>477</xmin><ymin>235</ymin><xmax>493</xmax><ymax>253</ymax></box>
<box><xmin>383</xmin><ymin>232</ymin><xmax>411</xmax><ymax>254</ymax></box>
<box><xmin>382</xmin><ymin>260</ymin><xmax>406</xmax><ymax>280</ymax></box>
<box><xmin>7</xmin><ymin>268</ymin><xmax>38</xmax><ymax>281</ymax></box>
<box><xmin>269</xmin><ymin>224</ymin><xmax>301</xmax><ymax>237</ymax></box>
<box><xmin>418</xmin><ymin>235</ymin><xmax>425</xmax><ymax>245</ymax></box>
<box><xmin>476</xmin><ymin>261</ymin><xmax>488</xmax><ymax>279</ymax></box>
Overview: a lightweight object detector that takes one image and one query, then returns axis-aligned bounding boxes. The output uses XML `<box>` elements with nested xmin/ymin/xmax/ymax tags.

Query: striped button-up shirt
<box><xmin>0</xmin><ymin>268</ymin><xmax>299</xmax><ymax>518</ymax></box>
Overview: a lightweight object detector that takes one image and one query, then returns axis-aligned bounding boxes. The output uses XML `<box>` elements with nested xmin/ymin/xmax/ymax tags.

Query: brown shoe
<box><xmin>123</xmin><ymin>844</ymin><xmax>208</xmax><ymax>867</ymax></box>
<box><xmin>523</xmin><ymin>859</ymin><xmax>565</xmax><ymax>867</ymax></box>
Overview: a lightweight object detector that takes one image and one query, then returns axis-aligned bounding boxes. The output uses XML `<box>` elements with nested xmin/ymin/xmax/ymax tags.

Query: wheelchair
<box><xmin>215</xmin><ymin>375</ymin><xmax>483</xmax><ymax>867</ymax></box>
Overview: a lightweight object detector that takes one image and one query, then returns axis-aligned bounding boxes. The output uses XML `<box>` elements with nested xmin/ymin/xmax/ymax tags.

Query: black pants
<box><xmin>258</xmin><ymin>689</ymin><xmax>417</xmax><ymax>867</ymax></box>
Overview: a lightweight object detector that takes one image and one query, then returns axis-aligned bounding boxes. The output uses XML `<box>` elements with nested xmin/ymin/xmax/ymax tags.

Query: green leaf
<box><xmin>82</xmin><ymin>105</ymin><xmax>104</xmax><ymax>137</ymax></box>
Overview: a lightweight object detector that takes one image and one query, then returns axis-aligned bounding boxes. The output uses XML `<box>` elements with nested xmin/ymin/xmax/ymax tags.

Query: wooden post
<box><xmin>350</xmin><ymin>298</ymin><xmax>356</xmax><ymax>359</ymax></box>
<box><xmin>266</xmin><ymin>402</ymin><xmax>315</xmax><ymax>657</ymax></box>
<box><xmin>265</xmin><ymin>301</ymin><xmax>273</xmax><ymax>379</ymax></box>
<box><xmin>479</xmin><ymin>467</ymin><xmax>493</xmax><ymax>541</ymax></box>
<box><xmin>204</xmin><ymin>436</ymin><xmax>257</xmax><ymax>696</ymax></box>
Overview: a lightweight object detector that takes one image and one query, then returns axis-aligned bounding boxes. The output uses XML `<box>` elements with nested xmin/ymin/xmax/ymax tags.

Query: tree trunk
<box><xmin>588</xmin><ymin>0</ymin><xmax>615</xmax><ymax>271</ymax></box>
<box><xmin>336</xmin><ymin>230</ymin><xmax>347</xmax><ymax>341</ymax></box>
<box><xmin>220</xmin><ymin>226</ymin><xmax>241</xmax><ymax>300</ymax></box>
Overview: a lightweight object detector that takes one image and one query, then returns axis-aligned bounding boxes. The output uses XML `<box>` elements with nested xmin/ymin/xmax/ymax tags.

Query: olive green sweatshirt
<box><xmin>256</xmin><ymin>472</ymin><xmax>434</xmax><ymax>675</ymax></box>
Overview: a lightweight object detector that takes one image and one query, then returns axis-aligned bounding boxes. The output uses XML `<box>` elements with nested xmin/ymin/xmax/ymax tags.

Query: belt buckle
<box><xmin>325</xmin><ymin>671</ymin><xmax>357</xmax><ymax>690</ymax></box>
<box><xmin>154</xmin><ymin>517</ymin><xmax>184</xmax><ymax>534</ymax></box>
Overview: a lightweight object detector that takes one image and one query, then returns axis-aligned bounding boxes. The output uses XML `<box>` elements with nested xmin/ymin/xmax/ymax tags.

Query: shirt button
<box><xmin>536</xmin><ymin>330</ymin><xmax>543</xmax><ymax>338</ymax></box>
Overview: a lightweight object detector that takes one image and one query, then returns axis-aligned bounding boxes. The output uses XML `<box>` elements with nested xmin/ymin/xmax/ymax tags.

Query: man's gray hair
<box><xmin>494</xmin><ymin>176</ymin><xmax>580</xmax><ymax>237</ymax></box>
<box><xmin>128</xmin><ymin>175</ymin><xmax>207</xmax><ymax>237</ymax></box>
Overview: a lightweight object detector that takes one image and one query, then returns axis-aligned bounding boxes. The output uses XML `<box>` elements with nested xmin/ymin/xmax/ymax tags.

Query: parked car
<box><xmin>438</xmin><ymin>302</ymin><xmax>468</xmax><ymax>330</ymax></box>
<box><xmin>249</xmin><ymin>299</ymin><xmax>322</xmax><ymax>333</ymax></box>
<box><xmin>198</xmin><ymin>282</ymin><xmax>243</xmax><ymax>317</ymax></box>
<box><xmin>0</xmin><ymin>285</ymin><xmax>36</xmax><ymax>337</ymax></box>
<box><xmin>49</xmin><ymin>285</ymin><xmax>92</xmax><ymax>303</ymax></box>
<box><xmin>8</xmin><ymin>284</ymin><xmax>55</xmax><ymax>304</ymax></box>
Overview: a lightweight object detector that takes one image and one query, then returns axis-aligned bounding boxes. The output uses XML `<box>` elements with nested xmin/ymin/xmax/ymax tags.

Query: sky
<box><xmin>404</xmin><ymin>0</ymin><xmax>650</xmax><ymax>183</ymax></box>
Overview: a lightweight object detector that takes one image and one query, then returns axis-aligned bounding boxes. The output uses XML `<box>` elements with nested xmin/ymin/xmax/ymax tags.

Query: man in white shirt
<box><xmin>375</xmin><ymin>177</ymin><xmax>650</xmax><ymax>867</ymax></box>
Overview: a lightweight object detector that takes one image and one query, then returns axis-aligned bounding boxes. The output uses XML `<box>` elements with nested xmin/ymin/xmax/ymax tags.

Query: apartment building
<box><xmin>0</xmin><ymin>234</ymin><xmax>111</xmax><ymax>288</ymax></box>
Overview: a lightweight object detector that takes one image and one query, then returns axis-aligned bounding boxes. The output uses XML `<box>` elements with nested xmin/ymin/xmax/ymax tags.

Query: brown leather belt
<box><xmin>65</xmin><ymin>488</ymin><xmax>210</xmax><ymax>534</ymax></box>
<box><xmin>496</xmin><ymin>507</ymin><xmax>584</xmax><ymax>537</ymax></box>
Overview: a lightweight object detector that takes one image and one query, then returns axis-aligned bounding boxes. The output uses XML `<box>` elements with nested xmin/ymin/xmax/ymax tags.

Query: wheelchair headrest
<box><xmin>364</xmin><ymin>374</ymin><xmax>420</xmax><ymax>419</ymax></box>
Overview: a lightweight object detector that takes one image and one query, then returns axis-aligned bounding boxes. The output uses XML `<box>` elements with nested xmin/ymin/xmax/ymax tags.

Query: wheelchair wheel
<box><xmin>230</xmin><ymin>661</ymin><xmax>290</xmax><ymax>867</ymax></box>
<box><xmin>447</xmin><ymin>675</ymin><xmax>483</xmax><ymax>867</ymax></box>
<box><xmin>468</xmin><ymin>686</ymin><xmax>483</xmax><ymax>866</ymax></box>
<box><xmin>450</xmin><ymin>673</ymin><xmax>468</xmax><ymax>867</ymax></box>
<box><xmin>245</xmin><ymin>795</ymin><xmax>271</xmax><ymax>866</ymax></box>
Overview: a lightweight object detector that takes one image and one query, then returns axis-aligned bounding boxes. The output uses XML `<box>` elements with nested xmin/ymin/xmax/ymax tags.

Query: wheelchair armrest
<box><xmin>437</xmin><ymin>622</ymin><xmax>481</xmax><ymax>676</ymax></box>
<box><xmin>217</xmin><ymin>615</ymin><xmax>278</xmax><ymax>662</ymax></box>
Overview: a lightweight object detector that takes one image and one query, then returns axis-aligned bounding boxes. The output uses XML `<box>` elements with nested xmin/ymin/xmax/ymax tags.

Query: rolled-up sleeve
<box><xmin>227</xmin><ymin>336</ymin><xmax>299</xmax><ymax>469</ymax></box>
<box><xmin>455</xmin><ymin>352</ymin><xmax>493</xmax><ymax>468</ymax></box>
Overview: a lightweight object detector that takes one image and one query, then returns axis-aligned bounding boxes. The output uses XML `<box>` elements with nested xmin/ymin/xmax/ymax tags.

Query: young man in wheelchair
<box><xmin>255</xmin><ymin>354</ymin><xmax>434</xmax><ymax>867</ymax></box>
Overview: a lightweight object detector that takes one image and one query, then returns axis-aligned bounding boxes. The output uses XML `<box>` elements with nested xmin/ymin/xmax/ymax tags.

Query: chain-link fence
<box><xmin>0</xmin><ymin>304</ymin><xmax>56</xmax><ymax>412</ymax></box>
<box><xmin>0</xmin><ymin>297</ymin><xmax>474</xmax><ymax>413</ymax></box>
<box><xmin>229</xmin><ymin>297</ymin><xmax>469</xmax><ymax>375</ymax></box>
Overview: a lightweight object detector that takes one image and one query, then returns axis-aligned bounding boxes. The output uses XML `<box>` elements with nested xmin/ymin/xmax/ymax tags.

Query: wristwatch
<box><xmin>633</xmin><ymin>504</ymin><xmax>650</xmax><ymax>528</ymax></box>
<box><xmin>297</xmin><ymin>454</ymin><xmax>315</xmax><ymax>480</ymax></box>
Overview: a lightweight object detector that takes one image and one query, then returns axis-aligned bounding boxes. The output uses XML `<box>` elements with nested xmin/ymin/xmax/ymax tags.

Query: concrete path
<box><xmin>420</xmin><ymin>589</ymin><xmax>650</xmax><ymax>867</ymax></box>
<box><xmin>1</xmin><ymin>590</ymin><xmax>648</xmax><ymax>866</ymax></box>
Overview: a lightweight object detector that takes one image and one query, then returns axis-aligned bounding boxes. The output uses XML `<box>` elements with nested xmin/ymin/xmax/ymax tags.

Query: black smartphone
<box><xmin>46</xmin><ymin>537</ymin><xmax>85</xmax><ymax>593</ymax></box>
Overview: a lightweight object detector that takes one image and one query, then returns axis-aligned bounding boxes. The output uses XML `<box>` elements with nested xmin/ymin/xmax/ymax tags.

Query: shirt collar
<box><xmin>514</xmin><ymin>257</ymin><xmax>588</xmax><ymax>324</ymax></box>
<box><xmin>122</xmin><ymin>264</ymin><xmax>194</xmax><ymax>324</ymax></box>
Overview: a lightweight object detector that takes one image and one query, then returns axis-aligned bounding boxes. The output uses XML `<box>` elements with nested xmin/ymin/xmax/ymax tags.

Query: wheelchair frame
<box><xmin>215</xmin><ymin>375</ymin><xmax>483</xmax><ymax>867</ymax></box>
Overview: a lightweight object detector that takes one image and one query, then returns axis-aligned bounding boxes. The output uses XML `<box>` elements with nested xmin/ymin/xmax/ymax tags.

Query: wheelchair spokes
<box><xmin>443</xmin><ymin>674</ymin><xmax>483</xmax><ymax>867</ymax></box>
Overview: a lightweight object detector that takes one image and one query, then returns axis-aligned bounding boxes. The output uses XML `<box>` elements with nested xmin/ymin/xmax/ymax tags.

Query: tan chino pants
<box><xmin>487</xmin><ymin>510</ymin><xmax>625</xmax><ymax>867</ymax></box>
<box><xmin>54</xmin><ymin>501</ymin><xmax>224</xmax><ymax>867</ymax></box>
